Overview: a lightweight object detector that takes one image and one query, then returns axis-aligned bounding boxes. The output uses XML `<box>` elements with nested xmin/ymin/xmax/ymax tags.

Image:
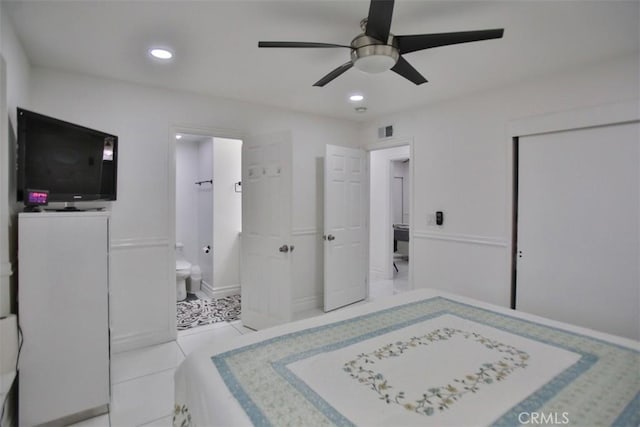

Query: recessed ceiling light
<box><xmin>150</xmin><ymin>48</ymin><xmax>173</xmax><ymax>60</ymax></box>
<box><xmin>349</xmin><ymin>94</ymin><xmax>364</xmax><ymax>102</ymax></box>
<box><xmin>176</xmin><ymin>134</ymin><xmax>182</xmax><ymax>140</ymax></box>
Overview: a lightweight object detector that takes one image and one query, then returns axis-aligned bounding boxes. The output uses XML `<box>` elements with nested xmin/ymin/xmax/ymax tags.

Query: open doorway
<box><xmin>368</xmin><ymin>145</ymin><xmax>411</xmax><ymax>300</ymax></box>
<box><xmin>173</xmin><ymin>131</ymin><xmax>243</xmax><ymax>331</ymax></box>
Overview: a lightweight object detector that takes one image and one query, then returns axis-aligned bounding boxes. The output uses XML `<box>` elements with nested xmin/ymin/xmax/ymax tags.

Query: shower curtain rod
<box><xmin>195</xmin><ymin>179</ymin><xmax>213</xmax><ymax>186</ymax></box>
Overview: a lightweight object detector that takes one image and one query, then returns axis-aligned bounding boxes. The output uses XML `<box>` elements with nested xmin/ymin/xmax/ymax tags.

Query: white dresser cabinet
<box><xmin>18</xmin><ymin>211</ymin><xmax>110</xmax><ymax>426</ymax></box>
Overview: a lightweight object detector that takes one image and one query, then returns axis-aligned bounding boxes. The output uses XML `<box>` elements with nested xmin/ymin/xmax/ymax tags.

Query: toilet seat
<box><xmin>176</xmin><ymin>259</ymin><xmax>191</xmax><ymax>271</ymax></box>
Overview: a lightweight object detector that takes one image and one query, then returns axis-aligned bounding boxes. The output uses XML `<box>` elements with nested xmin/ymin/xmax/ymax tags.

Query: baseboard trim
<box><xmin>111</xmin><ymin>329</ymin><xmax>176</xmax><ymax>354</ymax></box>
<box><xmin>293</xmin><ymin>295</ymin><xmax>320</xmax><ymax>313</ymax></box>
<box><xmin>201</xmin><ymin>281</ymin><xmax>240</xmax><ymax>299</ymax></box>
<box><xmin>48</xmin><ymin>404</ymin><xmax>109</xmax><ymax>427</ymax></box>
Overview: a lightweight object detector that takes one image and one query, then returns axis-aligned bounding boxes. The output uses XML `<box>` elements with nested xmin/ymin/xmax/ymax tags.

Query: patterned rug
<box><xmin>176</xmin><ymin>294</ymin><xmax>241</xmax><ymax>330</ymax></box>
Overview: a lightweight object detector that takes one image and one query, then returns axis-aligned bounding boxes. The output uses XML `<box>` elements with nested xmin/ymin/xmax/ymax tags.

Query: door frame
<box><xmin>507</xmin><ymin>100</ymin><xmax>639</xmax><ymax>310</ymax></box>
<box><xmin>168</xmin><ymin>124</ymin><xmax>245</xmax><ymax>332</ymax></box>
<box><xmin>364</xmin><ymin>136</ymin><xmax>415</xmax><ymax>297</ymax></box>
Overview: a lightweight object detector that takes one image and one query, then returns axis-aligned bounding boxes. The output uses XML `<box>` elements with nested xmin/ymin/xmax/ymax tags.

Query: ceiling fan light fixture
<box><xmin>350</xmin><ymin>34</ymin><xmax>399</xmax><ymax>74</ymax></box>
<box><xmin>353</xmin><ymin>54</ymin><xmax>397</xmax><ymax>73</ymax></box>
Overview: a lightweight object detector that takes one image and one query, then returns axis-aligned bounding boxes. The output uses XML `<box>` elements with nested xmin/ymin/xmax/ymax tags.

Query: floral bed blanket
<box><xmin>174</xmin><ymin>289</ymin><xmax>640</xmax><ymax>426</ymax></box>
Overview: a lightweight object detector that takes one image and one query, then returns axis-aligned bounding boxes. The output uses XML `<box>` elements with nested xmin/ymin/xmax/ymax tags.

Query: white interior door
<box><xmin>516</xmin><ymin>121</ymin><xmax>639</xmax><ymax>340</ymax></box>
<box><xmin>324</xmin><ymin>144</ymin><xmax>367</xmax><ymax>312</ymax></box>
<box><xmin>241</xmin><ymin>131</ymin><xmax>292</xmax><ymax>329</ymax></box>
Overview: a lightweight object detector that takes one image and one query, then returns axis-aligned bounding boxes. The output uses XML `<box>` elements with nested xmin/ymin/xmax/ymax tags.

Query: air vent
<box><xmin>378</xmin><ymin>125</ymin><xmax>393</xmax><ymax>139</ymax></box>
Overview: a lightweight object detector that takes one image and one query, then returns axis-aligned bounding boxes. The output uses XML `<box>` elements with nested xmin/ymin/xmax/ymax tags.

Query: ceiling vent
<box><xmin>378</xmin><ymin>125</ymin><xmax>393</xmax><ymax>139</ymax></box>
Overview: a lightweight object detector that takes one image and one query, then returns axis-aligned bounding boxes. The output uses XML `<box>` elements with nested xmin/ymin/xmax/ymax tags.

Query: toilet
<box><xmin>175</xmin><ymin>243</ymin><xmax>191</xmax><ymax>301</ymax></box>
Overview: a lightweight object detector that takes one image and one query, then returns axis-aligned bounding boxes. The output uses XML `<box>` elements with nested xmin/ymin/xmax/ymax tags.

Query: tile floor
<box><xmin>73</xmin><ymin>261</ymin><xmax>409</xmax><ymax>427</ymax></box>
<box><xmin>72</xmin><ymin>320</ymin><xmax>250</xmax><ymax>427</ymax></box>
<box><xmin>369</xmin><ymin>258</ymin><xmax>410</xmax><ymax>300</ymax></box>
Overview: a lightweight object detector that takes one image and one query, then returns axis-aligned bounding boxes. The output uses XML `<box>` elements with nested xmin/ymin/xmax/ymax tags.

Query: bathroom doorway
<box><xmin>175</xmin><ymin>133</ymin><xmax>214</xmax><ymax>298</ymax></box>
<box><xmin>174</xmin><ymin>131</ymin><xmax>242</xmax><ymax>330</ymax></box>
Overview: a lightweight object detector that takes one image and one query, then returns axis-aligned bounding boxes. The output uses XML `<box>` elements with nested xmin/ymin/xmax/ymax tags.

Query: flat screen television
<box><xmin>17</xmin><ymin>108</ymin><xmax>118</xmax><ymax>204</ymax></box>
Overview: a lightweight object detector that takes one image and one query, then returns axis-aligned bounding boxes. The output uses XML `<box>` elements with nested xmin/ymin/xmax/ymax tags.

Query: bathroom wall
<box><xmin>197</xmin><ymin>138</ymin><xmax>213</xmax><ymax>288</ymax></box>
<box><xmin>175</xmin><ymin>139</ymin><xmax>199</xmax><ymax>267</ymax></box>
<box><xmin>175</xmin><ymin>135</ymin><xmax>215</xmax><ymax>290</ymax></box>
<box><xmin>212</xmin><ymin>138</ymin><xmax>241</xmax><ymax>295</ymax></box>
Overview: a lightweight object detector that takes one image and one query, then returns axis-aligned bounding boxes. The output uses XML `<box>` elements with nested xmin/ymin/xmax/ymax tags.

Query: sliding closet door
<box><xmin>516</xmin><ymin>121</ymin><xmax>639</xmax><ymax>340</ymax></box>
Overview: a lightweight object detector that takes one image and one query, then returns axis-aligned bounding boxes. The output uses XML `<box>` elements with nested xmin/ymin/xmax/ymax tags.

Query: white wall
<box><xmin>0</xmin><ymin>6</ymin><xmax>31</xmax><ymax>317</ymax></box>
<box><xmin>175</xmin><ymin>138</ymin><xmax>201</xmax><ymax>268</ymax></box>
<box><xmin>212</xmin><ymin>137</ymin><xmax>241</xmax><ymax>294</ymax></box>
<box><xmin>289</xmin><ymin>123</ymin><xmax>362</xmax><ymax>312</ymax></box>
<box><xmin>28</xmin><ymin>67</ymin><xmax>360</xmax><ymax>351</ymax></box>
<box><xmin>175</xmin><ymin>136</ymin><xmax>217</xmax><ymax>289</ymax></box>
<box><xmin>369</xmin><ymin>145</ymin><xmax>410</xmax><ymax>281</ymax></box>
<box><xmin>360</xmin><ymin>54</ymin><xmax>640</xmax><ymax>307</ymax></box>
<box><xmin>0</xmin><ymin>10</ymin><xmax>31</xmax><ymax>425</ymax></box>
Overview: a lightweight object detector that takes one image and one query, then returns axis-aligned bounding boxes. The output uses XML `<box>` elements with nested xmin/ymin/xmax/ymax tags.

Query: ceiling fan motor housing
<box><xmin>350</xmin><ymin>34</ymin><xmax>399</xmax><ymax>73</ymax></box>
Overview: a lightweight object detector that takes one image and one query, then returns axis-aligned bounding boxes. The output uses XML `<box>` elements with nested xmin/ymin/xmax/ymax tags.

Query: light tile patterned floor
<box><xmin>73</xmin><ymin>262</ymin><xmax>409</xmax><ymax>426</ymax></box>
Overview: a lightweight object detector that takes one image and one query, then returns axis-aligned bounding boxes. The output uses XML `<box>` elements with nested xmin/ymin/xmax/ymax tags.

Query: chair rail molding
<box><xmin>292</xmin><ymin>227</ymin><xmax>320</xmax><ymax>237</ymax></box>
<box><xmin>412</xmin><ymin>231</ymin><xmax>508</xmax><ymax>247</ymax></box>
<box><xmin>110</xmin><ymin>236</ymin><xmax>171</xmax><ymax>250</ymax></box>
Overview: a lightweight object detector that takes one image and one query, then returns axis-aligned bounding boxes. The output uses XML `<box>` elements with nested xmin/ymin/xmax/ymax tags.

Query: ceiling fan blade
<box><xmin>258</xmin><ymin>41</ymin><xmax>351</xmax><ymax>48</ymax></box>
<box><xmin>395</xmin><ymin>29</ymin><xmax>504</xmax><ymax>55</ymax></box>
<box><xmin>391</xmin><ymin>56</ymin><xmax>428</xmax><ymax>85</ymax></box>
<box><xmin>313</xmin><ymin>61</ymin><xmax>354</xmax><ymax>87</ymax></box>
<box><xmin>365</xmin><ymin>0</ymin><xmax>395</xmax><ymax>43</ymax></box>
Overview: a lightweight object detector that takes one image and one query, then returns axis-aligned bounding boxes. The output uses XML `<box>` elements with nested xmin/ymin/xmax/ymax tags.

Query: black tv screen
<box><xmin>17</xmin><ymin>108</ymin><xmax>118</xmax><ymax>203</ymax></box>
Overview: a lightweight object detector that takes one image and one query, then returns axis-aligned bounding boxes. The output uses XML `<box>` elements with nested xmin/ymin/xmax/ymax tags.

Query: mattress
<box><xmin>173</xmin><ymin>289</ymin><xmax>640</xmax><ymax>426</ymax></box>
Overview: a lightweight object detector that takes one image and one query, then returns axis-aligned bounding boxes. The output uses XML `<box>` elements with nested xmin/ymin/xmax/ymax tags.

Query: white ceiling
<box><xmin>4</xmin><ymin>0</ymin><xmax>639</xmax><ymax>122</ymax></box>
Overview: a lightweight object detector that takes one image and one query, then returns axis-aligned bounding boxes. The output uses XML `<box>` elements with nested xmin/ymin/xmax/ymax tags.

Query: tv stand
<box><xmin>56</xmin><ymin>206</ymin><xmax>84</xmax><ymax>212</ymax></box>
<box><xmin>18</xmin><ymin>211</ymin><xmax>110</xmax><ymax>425</ymax></box>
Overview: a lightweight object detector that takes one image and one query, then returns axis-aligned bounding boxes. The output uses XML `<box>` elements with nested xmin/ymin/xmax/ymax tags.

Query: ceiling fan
<box><xmin>258</xmin><ymin>0</ymin><xmax>504</xmax><ymax>87</ymax></box>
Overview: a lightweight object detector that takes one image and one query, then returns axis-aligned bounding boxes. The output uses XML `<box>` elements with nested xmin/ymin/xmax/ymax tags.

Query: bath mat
<box><xmin>177</xmin><ymin>294</ymin><xmax>241</xmax><ymax>330</ymax></box>
<box><xmin>184</xmin><ymin>292</ymin><xmax>199</xmax><ymax>302</ymax></box>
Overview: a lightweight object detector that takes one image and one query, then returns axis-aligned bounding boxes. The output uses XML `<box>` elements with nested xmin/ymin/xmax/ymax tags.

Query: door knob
<box><xmin>327</xmin><ymin>234</ymin><xmax>335</xmax><ymax>241</ymax></box>
<box><xmin>279</xmin><ymin>245</ymin><xmax>289</xmax><ymax>253</ymax></box>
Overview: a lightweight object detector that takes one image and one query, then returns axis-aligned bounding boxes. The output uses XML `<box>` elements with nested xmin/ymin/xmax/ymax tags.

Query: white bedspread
<box><xmin>174</xmin><ymin>289</ymin><xmax>640</xmax><ymax>426</ymax></box>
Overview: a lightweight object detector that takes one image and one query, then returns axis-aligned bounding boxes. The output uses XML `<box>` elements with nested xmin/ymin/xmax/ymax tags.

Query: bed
<box><xmin>174</xmin><ymin>289</ymin><xmax>640</xmax><ymax>426</ymax></box>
